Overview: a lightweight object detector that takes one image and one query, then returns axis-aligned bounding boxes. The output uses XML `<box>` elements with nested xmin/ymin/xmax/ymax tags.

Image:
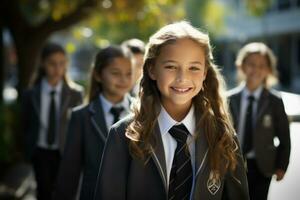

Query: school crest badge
<box><xmin>207</xmin><ymin>171</ymin><xmax>221</xmax><ymax>195</ymax></box>
<box><xmin>263</xmin><ymin>114</ymin><xmax>272</xmax><ymax>128</ymax></box>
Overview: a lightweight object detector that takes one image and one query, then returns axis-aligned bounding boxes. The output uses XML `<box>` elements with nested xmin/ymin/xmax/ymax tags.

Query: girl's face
<box><xmin>149</xmin><ymin>38</ymin><xmax>207</xmax><ymax>114</ymax></box>
<box><xmin>97</xmin><ymin>57</ymin><xmax>132</xmax><ymax>103</ymax></box>
<box><xmin>43</xmin><ymin>52</ymin><xmax>67</xmax><ymax>85</ymax></box>
<box><xmin>242</xmin><ymin>53</ymin><xmax>270</xmax><ymax>91</ymax></box>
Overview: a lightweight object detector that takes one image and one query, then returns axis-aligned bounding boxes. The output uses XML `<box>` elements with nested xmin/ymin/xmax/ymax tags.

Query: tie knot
<box><xmin>110</xmin><ymin>106</ymin><xmax>124</xmax><ymax>116</ymax></box>
<box><xmin>248</xmin><ymin>95</ymin><xmax>255</xmax><ymax>102</ymax></box>
<box><xmin>169</xmin><ymin>124</ymin><xmax>189</xmax><ymax>143</ymax></box>
<box><xmin>50</xmin><ymin>90</ymin><xmax>56</xmax><ymax>97</ymax></box>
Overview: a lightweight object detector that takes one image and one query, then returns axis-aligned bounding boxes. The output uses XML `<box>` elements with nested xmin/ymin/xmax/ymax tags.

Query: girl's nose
<box><xmin>176</xmin><ymin>69</ymin><xmax>188</xmax><ymax>82</ymax></box>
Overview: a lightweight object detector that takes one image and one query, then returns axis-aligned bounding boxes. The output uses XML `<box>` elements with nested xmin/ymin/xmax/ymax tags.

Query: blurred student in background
<box><xmin>122</xmin><ymin>38</ymin><xmax>145</xmax><ymax>97</ymax></box>
<box><xmin>53</xmin><ymin>45</ymin><xmax>134</xmax><ymax>200</ymax></box>
<box><xmin>22</xmin><ymin>43</ymin><xmax>83</xmax><ymax>200</ymax></box>
<box><xmin>228</xmin><ymin>42</ymin><xmax>291</xmax><ymax>200</ymax></box>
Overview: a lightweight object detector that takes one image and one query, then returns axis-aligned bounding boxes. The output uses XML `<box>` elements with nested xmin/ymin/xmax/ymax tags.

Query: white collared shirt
<box><xmin>37</xmin><ymin>78</ymin><xmax>63</xmax><ymax>150</ymax></box>
<box><xmin>99</xmin><ymin>94</ymin><xmax>131</xmax><ymax>130</ymax></box>
<box><xmin>238</xmin><ymin>85</ymin><xmax>263</xmax><ymax>158</ymax></box>
<box><xmin>158</xmin><ymin>105</ymin><xmax>196</xmax><ymax>186</ymax></box>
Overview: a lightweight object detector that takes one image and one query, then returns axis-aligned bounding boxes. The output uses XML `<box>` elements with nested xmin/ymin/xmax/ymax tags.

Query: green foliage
<box><xmin>71</xmin><ymin>0</ymin><xmax>184</xmax><ymax>45</ymax></box>
<box><xmin>245</xmin><ymin>0</ymin><xmax>273</xmax><ymax>16</ymax></box>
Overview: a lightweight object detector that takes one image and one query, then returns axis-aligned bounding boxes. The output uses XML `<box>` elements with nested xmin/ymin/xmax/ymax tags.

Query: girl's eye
<box><xmin>164</xmin><ymin>65</ymin><xmax>176</xmax><ymax>69</ymax></box>
<box><xmin>190</xmin><ymin>66</ymin><xmax>201</xmax><ymax>71</ymax></box>
<box><xmin>111</xmin><ymin>72</ymin><xmax>120</xmax><ymax>76</ymax></box>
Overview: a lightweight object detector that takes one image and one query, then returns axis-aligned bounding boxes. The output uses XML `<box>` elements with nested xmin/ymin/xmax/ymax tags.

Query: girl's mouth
<box><xmin>171</xmin><ymin>87</ymin><xmax>192</xmax><ymax>93</ymax></box>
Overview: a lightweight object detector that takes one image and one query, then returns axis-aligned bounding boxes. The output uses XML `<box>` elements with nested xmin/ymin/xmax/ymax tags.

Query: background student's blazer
<box><xmin>94</xmin><ymin>117</ymin><xmax>249</xmax><ymax>200</ymax></box>
<box><xmin>228</xmin><ymin>86</ymin><xmax>291</xmax><ymax>177</ymax></box>
<box><xmin>53</xmin><ymin>96</ymin><xmax>133</xmax><ymax>200</ymax></box>
<box><xmin>22</xmin><ymin>81</ymin><xmax>83</xmax><ymax>160</ymax></box>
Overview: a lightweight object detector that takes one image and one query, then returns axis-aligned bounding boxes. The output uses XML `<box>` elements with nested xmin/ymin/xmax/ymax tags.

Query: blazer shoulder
<box><xmin>268</xmin><ymin>89</ymin><xmax>283</xmax><ymax>100</ymax></box>
<box><xmin>227</xmin><ymin>86</ymin><xmax>243</xmax><ymax>98</ymax></box>
<box><xmin>70</xmin><ymin>103</ymin><xmax>89</xmax><ymax>117</ymax></box>
<box><xmin>111</xmin><ymin>114</ymin><xmax>134</xmax><ymax>133</ymax></box>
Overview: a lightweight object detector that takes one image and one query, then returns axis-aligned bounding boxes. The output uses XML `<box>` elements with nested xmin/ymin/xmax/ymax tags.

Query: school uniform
<box><xmin>53</xmin><ymin>94</ymin><xmax>133</xmax><ymax>200</ymax></box>
<box><xmin>94</xmin><ymin>105</ymin><xmax>249</xmax><ymax>200</ymax></box>
<box><xmin>22</xmin><ymin>79</ymin><xmax>83</xmax><ymax>200</ymax></box>
<box><xmin>228</xmin><ymin>84</ymin><xmax>291</xmax><ymax>200</ymax></box>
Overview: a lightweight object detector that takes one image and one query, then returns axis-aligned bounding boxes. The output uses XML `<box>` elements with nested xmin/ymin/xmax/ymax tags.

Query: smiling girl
<box><xmin>53</xmin><ymin>45</ymin><xmax>134</xmax><ymax>200</ymax></box>
<box><xmin>94</xmin><ymin>21</ymin><xmax>249</xmax><ymax>200</ymax></box>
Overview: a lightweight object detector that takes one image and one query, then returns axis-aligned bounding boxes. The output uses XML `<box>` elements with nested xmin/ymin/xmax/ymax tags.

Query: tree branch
<box><xmin>35</xmin><ymin>0</ymin><xmax>99</xmax><ymax>37</ymax></box>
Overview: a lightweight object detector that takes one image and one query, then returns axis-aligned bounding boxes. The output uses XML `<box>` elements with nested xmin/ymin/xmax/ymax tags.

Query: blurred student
<box><xmin>122</xmin><ymin>38</ymin><xmax>145</xmax><ymax>97</ymax></box>
<box><xmin>53</xmin><ymin>45</ymin><xmax>134</xmax><ymax>200</ymax></box>
<box><xmin>22</xmin><ymin>43</ymin><xmax>83</xmax><ymax>200</ymax></box>
<box><xmin>228</xmin><ymin>42</ymin><xmax>291</xmax><ymax>200</ymax></box>
<box><xmin>94</xmin><ymin>21</ymin><xmax>249</xmax><ymax>200</ymax></box>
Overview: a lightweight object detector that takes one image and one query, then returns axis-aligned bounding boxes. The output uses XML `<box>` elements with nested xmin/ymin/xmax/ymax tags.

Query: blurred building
<box><xmin>216</xmin><ymin>0</ymin><xmax>300</xmax><ymax>93</ymax></box>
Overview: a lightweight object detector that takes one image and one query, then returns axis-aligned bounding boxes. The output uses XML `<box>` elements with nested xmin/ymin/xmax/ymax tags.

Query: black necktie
<box><xmin>110</xmin><ymin>106</ymin><xmax>124</xmax><ymax>124</ymax></box>
<box><xmin>168</xmin><ymin>124</ymin><xmax>193</xmax><ymax>200</ymax></box>
<box><xmin>47</xmin><ymin>90</ymin><xmax>56</xmax><ymax>145</ymax></box>
<box><xmin>243</xmin><ymin>95</ymin><xmax>255</xmax><ymax>154</ymax></box>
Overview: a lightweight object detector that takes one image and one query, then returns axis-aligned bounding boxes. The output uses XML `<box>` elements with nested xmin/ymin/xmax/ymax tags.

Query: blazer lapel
<box><xmin>194</xmin><ymin>128</ymin><xmax>209</xmax><ymax>177</ymax></box>
<box><xmin>31</xmin><ymin>83</ymin><xmax>41</xmax><ymax>119</ymax></box>
<box><xmin>59</xmin><ymin>82</ymin><xmax>71</xmax><ymax>120</ymax></box>
<box><xmin>256</xmin><ymin>88</ymin><xmax>270</xmax><ymax>125</ymax></box>
<box><xmin>230</xmin><ymin>91</ymin><xmax>242</xmax><ymax>129</ymax></box>
<box><xmin>89</xmin><ymin>99</ymin><xmax>109</xmax><ymax>142</ymax></box>
<box><xmin>150</xmin><ymin>123</ymin><xmax>168</xmax><ymax>194</ymax></box>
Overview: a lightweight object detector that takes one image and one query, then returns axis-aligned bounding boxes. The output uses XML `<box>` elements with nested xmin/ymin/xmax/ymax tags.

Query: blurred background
<box><xmin>0</xmin><ymin>0</ymin><xmax>299</xmax><ymax>199</ymax></box>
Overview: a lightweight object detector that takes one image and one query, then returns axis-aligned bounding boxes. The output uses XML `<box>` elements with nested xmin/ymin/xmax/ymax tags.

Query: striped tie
<box><xmin>168</xmin><ymin>124</ymin><xmax>193</xmax><ymax>200</ymax></box>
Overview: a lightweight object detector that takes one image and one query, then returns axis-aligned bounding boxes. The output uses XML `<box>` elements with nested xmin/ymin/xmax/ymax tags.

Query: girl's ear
<box><xmin>148</xmin><ymin>64</ymin><xmax>156</xmax><ymax>80</ymax></box>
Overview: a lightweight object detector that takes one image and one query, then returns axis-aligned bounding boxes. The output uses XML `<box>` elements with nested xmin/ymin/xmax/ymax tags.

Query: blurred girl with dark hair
<box><xmin>22</xmin><ymin>42</ymin><xmax>83</xmax><ymax>200</ymax></box>
<box><xmin>53</xmin><ymin>45</ymin><xmax>134</xmax><ymax>200</ymax></box>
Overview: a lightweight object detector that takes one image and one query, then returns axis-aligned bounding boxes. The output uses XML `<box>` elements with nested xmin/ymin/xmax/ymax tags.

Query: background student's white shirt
<box><xmin>37</xmin><ymin>79</ymin><xmax>63</xmax><ymax>150</ymax></box>
<box><xmin>238</xmin><ymin>85</ymin><xmax>263</xmax><ymax>158</ymax></box>
<box><xmin>157</xmin><ymin>105</ymin><xmax>196</xmax><ymax>186</ymax></box>
<box><xmin>99</xmin><ymin>94</ymin><xmax>131</xmax><ymax>130</ymax></box>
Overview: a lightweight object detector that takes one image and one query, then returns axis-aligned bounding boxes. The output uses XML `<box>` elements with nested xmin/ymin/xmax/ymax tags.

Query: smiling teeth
<box><xmin>173</xmin><ymin>87</ymin><xmax>190</xmax><ymax>92</ymax></box>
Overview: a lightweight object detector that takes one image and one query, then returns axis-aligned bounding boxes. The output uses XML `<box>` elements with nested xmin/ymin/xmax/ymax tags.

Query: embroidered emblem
<box><xmin>263</xmin><ymin>114</ymin><xmax>272</xmax><ymax>127</ymax></box>
<box><xmin>207</xmin><ymin>171</ymin><xmax>221</xmax><ymax>195</ymax></box>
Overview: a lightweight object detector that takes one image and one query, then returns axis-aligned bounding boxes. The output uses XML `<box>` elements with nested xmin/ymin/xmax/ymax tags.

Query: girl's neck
<box><xmin>162</xmin><ymin>102</ymin><xmax>191</xmax><ymax>122</ymax></box>
<box><xmin>246</xmin><ymin>82</ymin><xmax>262</xmax><ymax>93</ymax></box>
<box><xmin>46</xmin><ymin>78</ymin><xmax>61</xmax><ymax>87</ymax></box>
<box><xmin>102</xmin><ymin>92</ymin><xmax>124</xmax><ymax>105</ymax></box>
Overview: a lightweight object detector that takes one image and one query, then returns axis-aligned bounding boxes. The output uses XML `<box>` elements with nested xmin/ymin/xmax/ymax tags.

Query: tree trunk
<box><xmin>0</xmin><ymin>27</ymin><xmax>4</xmax><ymax>104</ymax></box>
<box><xmin>14</xmin><ymin>38</ymin><xmax>46</xmax><ymax>96</ymax></box>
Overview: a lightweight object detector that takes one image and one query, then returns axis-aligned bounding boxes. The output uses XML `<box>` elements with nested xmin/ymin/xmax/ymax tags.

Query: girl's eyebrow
<box><xmin>190</xmin><ymin>61</ymin><xmax>203</xmax><ymax>65</ymax></box>
<box><xmin>161</xmin><ymin>60</ymin><xmax>177</xmax><ymax>64</ymax></box>
<box><xmin>161</xmin><ymin>60</ymin><xmax>203</xmax><ymax>65</ymax></box>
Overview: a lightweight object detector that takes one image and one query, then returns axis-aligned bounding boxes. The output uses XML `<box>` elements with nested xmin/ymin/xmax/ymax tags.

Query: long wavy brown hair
<box><xmin>126</xmin><ymin>21</ymin><xmax>238</xmax><ymax>176</ymax></box>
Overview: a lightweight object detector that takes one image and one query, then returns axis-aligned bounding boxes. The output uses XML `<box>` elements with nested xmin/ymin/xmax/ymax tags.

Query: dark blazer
<box><xmin>53</xmin><ymin>96</ymin><xmax>133</xmax><ymax>200</ymax></box>
<box><xmin>22</xmin><ymin>81</ymin><xmax>83</xmax><ymax>160</ymax></box>
<box><xmin>94</xmin><ymin>117</ymin><xmax>249</xmax><ymax>200</ymax></box>
<box><xmin>228</xmin><ymin>86</ymin><xmax>291</xmax><ymax>177</ymax></box>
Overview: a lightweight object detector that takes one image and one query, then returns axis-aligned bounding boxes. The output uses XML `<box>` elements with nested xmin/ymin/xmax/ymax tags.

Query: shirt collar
<box><xmin>99</xmin><ymin>93</ymin><xmax>130</xmax><ymax>114</ymax></box>
<box><xmin>158</xmin><ymin>104</ymin><xmax>196</xmax><ymax>136</ymax></box>
<box><xmin>42</xmin><ymin>78</ymin><xmax>63</xmax><ymax>94</ymax></box>
<box><xmin>242</xmin><ymin>85</ymin><xmax>263</xmax><ymax>101</ymax></box>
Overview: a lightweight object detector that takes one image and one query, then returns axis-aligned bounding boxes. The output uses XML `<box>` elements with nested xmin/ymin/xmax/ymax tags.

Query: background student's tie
<box><xmin>47</xmin><ymin>90</ymin><xmax>56</xmax><ymax>145</ymax></box>
<box><xmin>110</xmin><ymin>106</ymin><xmax>124</xmax><ymax>124</ymax></box>
<box><xmin>243</xmin><ymin>95</ymin><xmax>255</xmax><ymax>155</ymax></box>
